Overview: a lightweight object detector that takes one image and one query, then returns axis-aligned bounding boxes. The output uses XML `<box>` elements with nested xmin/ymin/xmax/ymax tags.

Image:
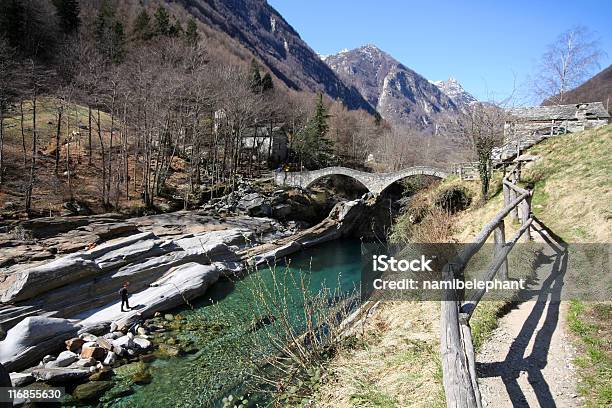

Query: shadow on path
<box><xmin>477</xmin><ymin>224</ymin><xmax>569</xmax><ymax>407</ymax></box>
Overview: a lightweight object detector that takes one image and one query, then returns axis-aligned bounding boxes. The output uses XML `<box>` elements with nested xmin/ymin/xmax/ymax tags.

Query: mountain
<box><xmin>323</xmin><ymin>45</ymin><xmax>459</xmax><ymax>130</ymax></box>
<box><xmin>431</xmin><ymin>77</ymin><xmax>477</xmax><ymax>108</ymax></box>
<box><xmin>172</xmin><ymin>0</ymin><xmax>375</xmax><ymax>114</ymax></box>
<box><xmin>542</xmin><ymin>65</ymin><xmax>612</xmax><ymax>114</ymax></box>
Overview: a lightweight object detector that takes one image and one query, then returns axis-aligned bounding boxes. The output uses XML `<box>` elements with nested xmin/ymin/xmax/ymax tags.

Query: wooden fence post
<box><xmin>459</xmin><ymin>314</ymin><xmax>483</xmax><ymax>408</ymax></box>
<box><xmin>520</xmin><ymin>191</ymin><xmax>532</xmax><ymax>242</ymax></box>
<box><xmin>494</xmin><ymin>220</ymin><xmax>508</xmax><ymax>280</ymax></box>
<box><xmin>510</xmin><ymin>166</ymin><xmax>519</xmax><ymax>222</ymax></box>
<box><xmin>440</xmin><ymin>264</ymin><xmax>479</xmax><ymax>408</ymax></box>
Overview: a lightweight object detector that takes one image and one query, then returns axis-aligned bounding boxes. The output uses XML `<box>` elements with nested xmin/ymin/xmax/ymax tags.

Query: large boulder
<box><xmin>91</xmin><ymin>232</ymin><xmax>173</xmax><ymax>271</ymax></box>
<box><xmin>72</xmin><ymin>380</ymin><xmax>113</xmax><ymax>402</ymax></box>
<box><xmin>237</xmin><ymin>193</ymin><xmax>272</xmax><ymax>217</ymax></box>
<box><xmin>30</xmin><ymin>367</ymin><xmax>90</xmax><ymax>384</ymax></box>
<box><xmin>9</xmin><ymin>372</ymin><xmax>34</xmax><ymax>387</ymax></box>
<box><xmin>46</xmin><ymin>350</ymin><xmax>78</xmax><ymax>368</ymax></box>
<box><xmin>0</xmin><ymin>317</ymin><xmax>80</xmax><ymax>372</ymax></box>
<box><xmin>0</xmin><ymin>255</ymin><xmax>100</xmax><ymax>303</ymax></box>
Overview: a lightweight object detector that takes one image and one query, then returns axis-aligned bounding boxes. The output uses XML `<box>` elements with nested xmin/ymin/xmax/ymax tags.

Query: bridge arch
<box><xmin>274</xmin><ymin>166</ymin><xmax>449</xmax><ymax>195</ymax></box>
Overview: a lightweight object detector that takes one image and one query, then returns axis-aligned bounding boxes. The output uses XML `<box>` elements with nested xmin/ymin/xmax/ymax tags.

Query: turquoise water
<box><xmin>106</xmin><ymin>239</ymin><xmax>364</xmax><ymax>408</ymax></box>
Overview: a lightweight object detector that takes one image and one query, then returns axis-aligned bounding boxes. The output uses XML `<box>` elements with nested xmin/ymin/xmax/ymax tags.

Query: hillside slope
<box><xmin>322</xmin><ymin>125</ymin><xmax>611</xmax><ymax>407</ymax></box>
<box><xmin>171</xmin><ymin>0</ymin><xmax>375</xmax><ymax>114</ymax></box>
<box><xmin>543</xmin><ymin>65</ymin><xmax>612</xmax><ymax>115</ymax></box>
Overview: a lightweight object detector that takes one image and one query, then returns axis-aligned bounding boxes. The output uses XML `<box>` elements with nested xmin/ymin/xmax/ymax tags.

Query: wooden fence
<box><xmin>440</xmin><ymin>162</ymin><xmax>533</xmax><ymax>407</ymax></box>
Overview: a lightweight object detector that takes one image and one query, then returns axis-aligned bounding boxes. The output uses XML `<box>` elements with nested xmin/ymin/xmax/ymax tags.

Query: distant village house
<box><xmin>504</xmin><ymin>102</ymin><xmax>610</xmax><ymax>144</ymax></box>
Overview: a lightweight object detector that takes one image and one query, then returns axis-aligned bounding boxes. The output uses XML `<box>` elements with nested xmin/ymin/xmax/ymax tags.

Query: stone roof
<box><xmin>508</xmin><ymin>102</ymin><xmax>610</xmax><ymax>121</ymax></box>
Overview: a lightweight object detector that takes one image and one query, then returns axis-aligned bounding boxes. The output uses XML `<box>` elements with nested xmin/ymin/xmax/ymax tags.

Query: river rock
<box><xmin>80</xmin><ymin>346</ymin><xmax>107</xmax><ymax>361</ymax></box>
<box><xmin>96</xmin><ymin>337</ymin><xmax>113</xmax><ymax>350</ymax></box>
<box><xmin>9</xmin><ymin>372</ymin><xmax>34</xmax><ymax>387</ymax></box>
<box><xmin>112</xmin><ymin>335</ymin><xmax>134</xmax><ymax>350</ymax></box>
<box><xmin>88</xmin><ymin>367</ymin><xmax>113</xmax><ymax>381</ymax></box>
<box><xmin>65</xmin><ymin>338</ymin><xmax>85</xmax><ymax>352</ymax></box>
<box><xmin>81</xmin><ymin>341</ymin><xmax>97</xmax><ymax>349</ymax></box>
<box><xmin>75</xmin><ymin>357</ymin><xmax>96</xmax><ymax>368</ymax></box>
<box><xmin>93</xmin><ymin>232</ymin><xmax>171</xmax><ymax>271</ymax></box>
<box><xmin>31</xmin><ymin>367</ymin><xmax>90</xmax><ymax>383</ymax></box>
<box><xmin>103</xmin><ymin>351</ymin><xmax>116</xmax><ymax>366</ymax></box>
<box><xmin>133</xmin><ymin>337</ymin><xmax>151</xmax><ymax>350</ymax></box>
<box><xmin>79</xmin><ymin>333</ymin><xmax>97</xmax><ymax>342</ymax></box>
<box><xmin>72</xmin><ymin>380</ymin><xmax>113</xmax><ymax>401</ymax></box>
<box><xmin>0</xmin><ymin>317</ymin><xmax>80</xmax><ymax>372</ymax></box>
<box><xmin>41</xmin><ymin>355</ymin><xmax>55</xmax><ymax>364</ymax></box>
<box><xmin>47</xmin><ymin>350</ymin><xmax>78</xmax><ymax>368</ymax></box>
<box><xmin>0</xmin><ymin>254</ymin><xmax>100</xmax><ymax>303</ymax></box>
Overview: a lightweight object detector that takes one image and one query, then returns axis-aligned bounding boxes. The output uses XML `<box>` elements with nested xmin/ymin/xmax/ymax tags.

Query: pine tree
<box><xmin>185</xmin><ymin>18</ymin><xmax>199</xmax><ymax>45</ymax></box>
<box><xmin>95</xmin><ymin>1</ymin><xmax>124</xmax><ymax>63</ymax></box>
<box><xmin>154</xmin><ymin>6</ymin><xmax>170</xmax><ymax>36</ymax></box>
<box><xmin>111</xmin><ymin>21</ymin><xmax>125</xmax><ymax>63</ymax></box>
<box><xmin>168</xmin><ymin>20</ymin><xmax>183</xmax><ymax>37</ymax></box>
<box><xmin>261</xmin><ymin>72</ymin><xmax>274</xmax><ymax>92</ymax></box>
<box><xmin>52</xmin><ymin>0</ymin><xmax>80</xmax><ymax>34</ymax></box>
<box><xmin>249</xmin><ymin>59</ymin><xmax>262</xmax><ymax>93</ymax></box>
<box><xmin>132</xmin><ymin>9</ymin><xmax>151</xmax><ymax>41</ymax></box>
<box><xmin>293</xmin><ymin>93</ymin><xmax>334</xmax><ymax>169</ymax></box>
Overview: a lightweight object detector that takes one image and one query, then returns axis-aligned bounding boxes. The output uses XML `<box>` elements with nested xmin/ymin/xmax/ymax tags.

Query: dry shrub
<box><xmin>408</xmin><ymin>208</ymin><xmax>455</xmax><ymax>243</ymax></box>
<box><xmin>433</xmin><ymin>185</ymin><xmax>472</xmax><ymax>213</ymax></box>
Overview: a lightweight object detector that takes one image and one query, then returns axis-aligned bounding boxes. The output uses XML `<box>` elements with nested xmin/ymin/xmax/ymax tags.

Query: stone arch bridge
<box><xmin>274</xmin><ymin>166</ymin><xmax>450</xmax><ymax>195</ymax></box>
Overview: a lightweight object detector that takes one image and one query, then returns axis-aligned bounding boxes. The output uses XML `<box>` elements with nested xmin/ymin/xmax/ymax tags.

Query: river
<box><xmin>104</xmin><ymin>238</ymin><xmax>364</xmax><ymax>408</ymax></box>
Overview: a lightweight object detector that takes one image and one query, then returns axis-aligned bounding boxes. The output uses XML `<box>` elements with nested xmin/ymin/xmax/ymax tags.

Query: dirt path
<box><xmin>477</xmin><ymin>242</ymin><xmax>582</xmax><ymax>407</ymax></box>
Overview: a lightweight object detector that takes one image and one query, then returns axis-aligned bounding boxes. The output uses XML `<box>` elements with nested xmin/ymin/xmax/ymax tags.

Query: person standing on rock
<box><xmin>120</xmin><ymin>282</ymin><xmax>131</xmax><ymax>312</ymax></box>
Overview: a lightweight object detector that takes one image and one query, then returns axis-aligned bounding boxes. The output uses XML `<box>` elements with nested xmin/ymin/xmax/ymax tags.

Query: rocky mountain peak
<box><xmin>431</xmin><ymin>77</ymin><xmax>477</xmax><ymax>108</ymax></box>
<box><xmin>325</xmin><ymin>45</ymin><xmax>458</xmax><ymax>131</ymax></box>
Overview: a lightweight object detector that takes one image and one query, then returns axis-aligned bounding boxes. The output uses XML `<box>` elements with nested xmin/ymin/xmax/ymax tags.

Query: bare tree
<box><xmin>439</xmin><ymin>103</ymin><xmax>505</xmax><ymax>200</ymax></box>
<box><xmin>532</xmin><ymin>26</ymin><xmax>604</xmax><ymax>104</ymax></box>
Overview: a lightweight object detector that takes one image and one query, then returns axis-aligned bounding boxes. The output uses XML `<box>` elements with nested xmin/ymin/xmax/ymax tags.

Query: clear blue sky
<box><xmin>268</xmin><ymin>0</ymin><xmax>612</xmax><ymax>102</ymax></box>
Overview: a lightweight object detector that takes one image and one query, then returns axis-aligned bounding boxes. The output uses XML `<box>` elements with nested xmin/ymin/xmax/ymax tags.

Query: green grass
<box><xmin>349</xmin><ymin>387</ymin><xmax>398</xmax><ymax>407</ymax></box>
<box><xmin>567</xmin><ymin>300</ymin><xmax>612</xmax><ymax>407</ymax></box>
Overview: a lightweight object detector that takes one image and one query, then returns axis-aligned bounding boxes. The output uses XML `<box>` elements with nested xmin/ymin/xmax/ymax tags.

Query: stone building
<box><xmin>504</xmin><ymin>102</ymin><xmax>610</xmax><ymax>144</ymax></box>
<box><xmin>241</xmin><ymin>124</ymin><xmax>289</xmax><ymax>165</ymax></box>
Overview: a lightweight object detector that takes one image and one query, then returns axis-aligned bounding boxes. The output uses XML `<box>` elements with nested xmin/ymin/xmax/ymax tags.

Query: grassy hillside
<box><xmin>452</xmin><ymin>124</ymin><xmax>612</xmax><ymax>406</ymax></box>
<box><xmin>316</xmin><ymin>124</ymin><xmax>611</xmax><ymax>406</ymax></box>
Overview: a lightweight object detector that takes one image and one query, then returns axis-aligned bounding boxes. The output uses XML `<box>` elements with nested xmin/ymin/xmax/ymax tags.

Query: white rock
<box><xmin>0</xmin><ymin>317</ymin><xmax>80</xmax><ymax>372</ymax></box>
<box><xmin>133</xmin><ymin>337</ymin><xmax>151</xmax><ymax>349</ymax></box>
<box><xmin>0</xmin><ymin>255</ymin><xmax>100</xmax><ymax>303</ymax></box>
<box><xmin>42</xmin><ymin>355</ymin><xmax>55</xmax><ymax>364</ymax></box>
<box><xmin>103</xmin><ymin>352</ymin><xmax>116</xmax><ymax>366</ymax></box>
<box><xmin>79</xmin><ymin>333</ymin><xmax>97</xmax><ymax>342</ymax></box>
<box><xmin>9</xmin><ymin>372</ymin><xmax>34</xmax><ymax>387</ymax></box>
<box><xmin>46</xmin><ymin>350</ymin><xmax>78</xmax><ymax>368</ymax></box>
<box><xmin>75</xmin><ymin>358</ymin><xmax>96</xmax><ymax>368</ymax></box>
<box><xmin>112</xmin><ymin>335</ymin><xmax>134</xmax><ymax>349</ymax></box>
<box><xmin>81</xmin><ymin>341</ymin><xmax>96</xmax><ymax>349</ymax></box>
<box><xmin>109</xmin><ymin>322</ymin><xmax>118</xmax><ymax>332</ymax></box>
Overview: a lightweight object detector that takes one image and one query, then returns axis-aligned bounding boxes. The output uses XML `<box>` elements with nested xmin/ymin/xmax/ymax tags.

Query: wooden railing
<box><xmin>440</xmin><ymin>162</ymin><xmax>533</xmax><ymax>408</ymax></box>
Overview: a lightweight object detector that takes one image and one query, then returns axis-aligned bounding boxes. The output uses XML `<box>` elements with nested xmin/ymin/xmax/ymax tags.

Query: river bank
<box><xmin>0</xmin><ymin>184</ymin><xmax>378</xmax><ymax>405</ymax></box>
